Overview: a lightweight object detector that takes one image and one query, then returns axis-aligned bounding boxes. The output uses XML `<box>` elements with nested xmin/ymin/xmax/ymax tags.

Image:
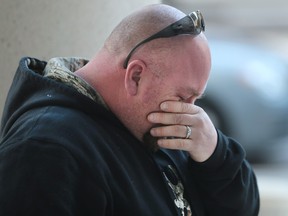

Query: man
<box><xmin>0</xmin><ymin>4</ymin><xmax>259</xmax><ymax>216</ymax></box>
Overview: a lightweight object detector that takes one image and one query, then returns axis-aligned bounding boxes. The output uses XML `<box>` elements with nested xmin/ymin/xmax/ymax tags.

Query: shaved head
<box><xmin>104</xmin><ymin>4</ymin><xmax>187</xmax><ymax>60</ymax></box>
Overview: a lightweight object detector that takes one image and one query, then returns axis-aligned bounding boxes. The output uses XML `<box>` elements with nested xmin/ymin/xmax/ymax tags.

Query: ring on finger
<box><xmin>185</xmin><ymin>125</ymin><xmax>192</xmax><ymax>139</ymax></box>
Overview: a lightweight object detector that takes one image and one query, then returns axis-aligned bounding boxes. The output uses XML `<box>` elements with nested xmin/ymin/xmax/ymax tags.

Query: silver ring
<box><xmin>185</xmin><ymin>125</ymin><xmax>192</xmax><ymax>139</ymax></box>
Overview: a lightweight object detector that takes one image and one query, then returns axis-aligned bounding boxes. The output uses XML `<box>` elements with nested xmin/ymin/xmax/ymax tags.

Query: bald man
<box><xmin>0</xmin><ymin>4</ymin><xmax>259</xmax><ymax>216</ymax></box>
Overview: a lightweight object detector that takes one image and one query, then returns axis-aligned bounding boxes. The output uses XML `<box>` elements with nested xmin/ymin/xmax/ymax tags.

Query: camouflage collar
<box><xmin>43</xmin><ymin>57</ymin><xmax>108</xmax><ymax>109</ymax></box>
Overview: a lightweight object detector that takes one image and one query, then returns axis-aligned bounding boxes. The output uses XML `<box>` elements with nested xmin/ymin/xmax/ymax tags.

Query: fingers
<box><xmin>148</xmin><ymin>112</ymin><xmax>193</xmax><ymax>126</ymax></box>
<box><xmin>148</xmin><ymin>101</ymin><xmax>203</xmax><ymax>126</ymax></box>
<box><xmin>157</xmin><ymin>138</ymin><xmax>192</xmax><ymax>152</ymax></box>
<box><xmin>150</xmin><ymin>125</ymin><xmax>190</xmax><ymax>139</ymax></box>
<box><xmin>147</xmin><ymin>100</ymin><xmax>218</xmax><ymax>162</ymax></box>
<box><xmin>160</xmin><ymin>101</ymin><xmax>201</xmax><ymax>114</ymax></box>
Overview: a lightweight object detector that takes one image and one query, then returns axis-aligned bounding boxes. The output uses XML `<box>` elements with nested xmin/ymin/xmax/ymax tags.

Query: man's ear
<box><xmin>124</xmin><ymin>60</ymin><xmax>146</xmax><ymax>96</ymax></box>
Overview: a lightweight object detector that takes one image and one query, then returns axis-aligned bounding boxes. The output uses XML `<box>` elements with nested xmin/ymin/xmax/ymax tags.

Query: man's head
<box><xmin>76</xmin><ymin>4</ymin><xmax>211</xmax><ymax>149</ymax></box>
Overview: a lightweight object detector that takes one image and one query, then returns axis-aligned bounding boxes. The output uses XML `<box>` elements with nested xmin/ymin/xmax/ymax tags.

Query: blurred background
<box><xmin>1</xmin><ymin>0</ymin><xmax>288</xmax><ymax>215</ymax></box>
<box><xmin>163</xmin><ymin>1</ymin><xmax>288</xmax><ymax>215</ymax></box>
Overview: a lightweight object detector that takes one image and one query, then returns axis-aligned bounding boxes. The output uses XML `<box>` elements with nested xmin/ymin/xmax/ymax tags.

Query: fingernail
<box><xmin>147</xmin><ymin>113</ymin><xmax>155</xmax><ymax>122</ymax></box>
<box><xmin>160</xmin><ymin>102</ymin><xmax>168</xmax><ymax>110</ymax></box>
<box><xmin>157</xmin><ymin>139</ymin><xmax>164</xmax><ymax>146</ymax></box>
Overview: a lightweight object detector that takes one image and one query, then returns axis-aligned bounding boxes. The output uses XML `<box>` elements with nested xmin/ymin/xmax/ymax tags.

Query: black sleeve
<box><xmin>0</xmin><ymin>139</ymin><xmax>108</xmax><ymax>216</ymax></box>
<box><xmin>189</xmin><ymin>130</ymin><xmax>260</xmax><ymax>216</ymax></box>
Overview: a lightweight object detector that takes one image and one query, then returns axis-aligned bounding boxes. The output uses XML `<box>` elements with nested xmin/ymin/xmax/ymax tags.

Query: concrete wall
<box><xmin>0</xmin><ymin>0</ymin><xmax>159</xmax><ymax>119</ymax></box>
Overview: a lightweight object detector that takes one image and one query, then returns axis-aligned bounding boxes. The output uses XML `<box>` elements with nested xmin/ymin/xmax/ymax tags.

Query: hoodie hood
<box><xmin>0</xmin><ymin>57</ymin><xmax>113</xmax><ymax>138</ymax></box>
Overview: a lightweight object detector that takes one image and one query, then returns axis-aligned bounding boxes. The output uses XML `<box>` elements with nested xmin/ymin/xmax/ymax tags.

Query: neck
<box><xmin>75</xmin><ymin>48</ymin><xmax>126</xmax><ymax>117</ymax></box>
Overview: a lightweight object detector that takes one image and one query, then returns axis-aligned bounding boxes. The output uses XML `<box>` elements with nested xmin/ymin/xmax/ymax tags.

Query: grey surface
<box><xmin>0</xmin><ymin>0</ymin><xmax>159</xmax><ymax>119</ymax></box>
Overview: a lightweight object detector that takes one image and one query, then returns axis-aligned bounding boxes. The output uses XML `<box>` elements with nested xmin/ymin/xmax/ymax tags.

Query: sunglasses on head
<box><xmin>123</xmin><ymin>10</ymin><xmax>205</xmax><ymax>69</ymax></box>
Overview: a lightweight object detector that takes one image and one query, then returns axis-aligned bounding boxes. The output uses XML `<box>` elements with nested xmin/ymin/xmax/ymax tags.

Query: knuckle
<box><xmin>197</xmin><ymin>106</ymin><xmax>204</xmax><ymax>113</ymax></box>
<box><xmin>174</xmin><ymin>125</ymin><xmax>182</xmax><ymax>133</ymax></box>
<box><xmin>177</xmin><ymin>139</ymin><xmax>186</xmax><ymax>149</ymax></box>
<box><xmin>174</xmin><ymin>114</ymin><xmax>184</xmax><ymax>124</ymax></box>
<box><xmin>181</xmin><ymin>102</ymin><xmax>190</xmax><ymax>112</ymax></box>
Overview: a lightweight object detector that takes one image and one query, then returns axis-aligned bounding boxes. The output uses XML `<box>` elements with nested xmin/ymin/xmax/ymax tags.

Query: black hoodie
<box><xmin>0</xmin><ymin>57</ymin><xmax>259</xmax><ymax>216</ymax></box>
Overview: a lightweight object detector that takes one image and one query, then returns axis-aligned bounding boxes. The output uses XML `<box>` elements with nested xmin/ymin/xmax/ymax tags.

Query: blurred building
<box><xmin>0</xmin><ymin>0</ymin><xmax>159</xmax><ymax>119</ymax></box>
<box><xmin>163</xmin><ymin>0</ymin><xmax>288</xmax><ymax>59</ymax></box>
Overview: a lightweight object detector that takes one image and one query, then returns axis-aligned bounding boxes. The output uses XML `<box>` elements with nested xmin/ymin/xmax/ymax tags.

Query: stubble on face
<box><xmin>139</xmin><ymin>65</ymin><xmax>167</xmax><ymax>153</ymax></box>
